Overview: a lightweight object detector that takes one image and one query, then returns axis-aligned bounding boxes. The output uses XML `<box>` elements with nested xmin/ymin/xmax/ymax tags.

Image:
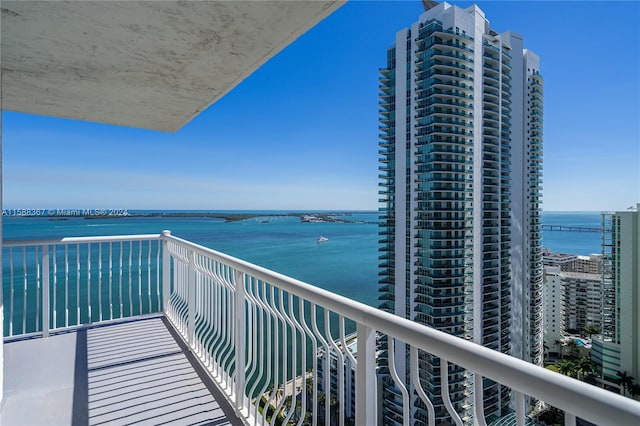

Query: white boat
<box><xmin>316</xmin><ymin>236</ymin><xmax>328</xmax><ymax>243</ymax></box>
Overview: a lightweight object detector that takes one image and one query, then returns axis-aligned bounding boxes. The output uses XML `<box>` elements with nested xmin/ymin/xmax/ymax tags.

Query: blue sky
<box><xmin>2</xmin><ymin>1</ymin><xmax>639</xmax><ymax>211</ymax></box>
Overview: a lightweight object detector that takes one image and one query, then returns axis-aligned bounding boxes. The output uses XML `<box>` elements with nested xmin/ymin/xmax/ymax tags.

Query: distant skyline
<box><xmin>2</xmin><ymin>1</ymin><xmax>639</xmax><ymax>211</ymax></box>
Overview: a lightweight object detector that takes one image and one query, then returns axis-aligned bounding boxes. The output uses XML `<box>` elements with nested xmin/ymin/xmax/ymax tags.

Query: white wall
<box><xmin>543</xmin><ymin>269</ymin><xmax>563</xmax><ymax>350</ymax></box>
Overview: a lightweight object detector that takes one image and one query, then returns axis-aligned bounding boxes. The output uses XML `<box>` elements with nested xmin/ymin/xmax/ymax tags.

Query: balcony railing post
<box><xmin>187</xmin><ymin>248</ymin><xmax>196</xmax><ymax>347</ymax></box>
<box><xmin>42</xmin><ymin>245</ymin><xmax>50</xmax><ymax>337</ymax></box>
<box><xmin>514</xmin><ymin>390</ymin><xmax>524</xmax><ymax>426</ymax></box>
<box><xmin>161</xmin><ymin>230</ymin><xmax>171</xmax><ymax>313</ymax></box>
<box><xmin>234</xmin><ymin>268</ymin><xmax>246</xmax><ymax>417</ymax></box>
<box><xmin>355</xmin><ymin>322</ymin><xmax>376</xmax><ymax>426</ymax></box>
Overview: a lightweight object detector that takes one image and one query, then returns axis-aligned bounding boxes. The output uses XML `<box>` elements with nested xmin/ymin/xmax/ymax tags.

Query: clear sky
<box><xmin>2</xmin><ymin>1</ymin><xmax>639</xmax><ymax>211</ymax></box>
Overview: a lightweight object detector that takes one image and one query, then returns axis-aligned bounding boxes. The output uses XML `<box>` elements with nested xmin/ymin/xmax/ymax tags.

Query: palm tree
<box><xmin>566</xmin><ymin>339</ymin><xmax>580</xmax><ymax>359</ymax></box>
<box><xmin>558</xmin><ymin>360</ymin><xmax>577</xmax><ymax>378</ymax></box>
<box><xmin>554</xmin><ymin>339</ymin><xmax>566</xmax><ymax>359</ymax></box>
<box><xmin>617</xmin><ymin>371</ymin><xmax>635</xmax><ymax>396</ymax></box>
<box><xmin>629</xmin><ymin>383</ymin><xmax>640</xmax><ymax>400</ymax></box>
<box><xmin>584</xmin><ymin>324</ymin><xmax>600</xmax><ymax>339</ymax></box>
<box><xmin>329</xmin><ymin>396</ymin><xmax>339</xmax><ymax>424</ymax></box>
<box><xmin>576</xmin><ymin>357</ymin><xmax>593</xmax><ymax>381</ymax></box>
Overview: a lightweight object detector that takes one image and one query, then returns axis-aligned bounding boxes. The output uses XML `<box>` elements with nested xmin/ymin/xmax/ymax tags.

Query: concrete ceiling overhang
<box><xmin>1</xmin><ymin>0</ymin><xmax>344</xmax><ymax>132</ymax></box>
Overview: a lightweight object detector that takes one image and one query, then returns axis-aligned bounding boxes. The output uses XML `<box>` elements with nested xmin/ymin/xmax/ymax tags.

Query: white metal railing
<box><xmin>161</xmin><ymin>232</ymin><xmax>640</xmax><ymax>426</ymax></box>
<box><xmin>3</xmin><ymin>234</ymin><xmax>163</xmax><ymax>338</ymax></box>
<box><xmin>4</xmin><ymin>232</ymin><xmax>640</xmax><ymax>426</ymax></box>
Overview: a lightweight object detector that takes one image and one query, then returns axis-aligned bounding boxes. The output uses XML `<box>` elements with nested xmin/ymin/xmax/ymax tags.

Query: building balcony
<box><xmin>2</xmin><ymin>233</ymin><xmax>639</xmax><ymax>426</ymax></box>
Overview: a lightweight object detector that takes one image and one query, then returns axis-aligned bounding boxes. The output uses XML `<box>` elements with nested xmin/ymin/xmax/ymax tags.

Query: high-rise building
<box><xmin>593</xmin><ymin>204</ymin><xmax>640</xmax><ymax>392</ymax></box>
<box><xmin>377</xmin><ymin>1</ymin><xmax>542</xmax><ymax>423</ymax></box>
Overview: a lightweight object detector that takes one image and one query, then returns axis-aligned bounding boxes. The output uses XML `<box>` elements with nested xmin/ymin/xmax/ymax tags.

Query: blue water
<box><xmin>2</xmin><ymin>210</ymin><xmax>603</xmax><ymax>310</ymax></box>
<box><xmin>540</xmin><ymin>211</ymin><xmax>602</xmax><ymax>255</ymax></box>
<box><xmin>3</xmin><ymin>212</ymin><xmax>381</xmax><ymax>308</ymax></box>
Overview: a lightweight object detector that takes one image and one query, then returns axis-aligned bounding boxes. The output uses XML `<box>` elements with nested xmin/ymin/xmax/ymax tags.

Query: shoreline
<box><xmin>1</xmin><ymin>211</ymin><xmax>378</xmax><ymax>224</ymax></box>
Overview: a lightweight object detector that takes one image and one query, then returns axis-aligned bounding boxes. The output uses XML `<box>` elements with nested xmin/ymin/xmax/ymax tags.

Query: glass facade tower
<box><xmin>378</xmin><ymin>2</ymin><xmax>543</xmax><ymax>424</ymax></box>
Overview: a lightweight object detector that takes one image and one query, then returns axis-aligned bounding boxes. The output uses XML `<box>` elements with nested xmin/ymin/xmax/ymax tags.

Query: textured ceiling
<box><xmin>1</xmin><ymin>1</ymin><xmax>344</xmax><ymax>131</ymax></box>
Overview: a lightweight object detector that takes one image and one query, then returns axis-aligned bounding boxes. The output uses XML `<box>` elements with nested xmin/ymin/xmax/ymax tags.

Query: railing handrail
<box><xmin>2</xmin><ymin>234</ymin><xmax>162</xmax><ymax>247</ymax></box>
<box><xmin>163</xmin><ymin>233</ymin><xmax>640</xmax><ymax>426</ymax></box>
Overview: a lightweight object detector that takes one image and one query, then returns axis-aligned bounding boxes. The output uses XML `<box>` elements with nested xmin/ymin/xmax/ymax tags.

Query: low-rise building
<box><xmin>561</xmin><ymin>271</ymin><xmax>602</xmax><ymax>333</ymax></box>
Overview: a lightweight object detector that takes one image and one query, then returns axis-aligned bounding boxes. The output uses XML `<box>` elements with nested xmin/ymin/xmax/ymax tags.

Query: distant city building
<box><xmin>560</xmin><ymin>271</ymin><xmax>602</xmax><ymax>333</ymax></box>
<box><xmin>574</xmin><ymin>254</ymin><xmax>602</xmax><ymax>275</ymax></box>
<box><xmin>542</xmin><ymin>250</ymin><xmax>602</xmax><ymax>274</ymax></box>
<box><xmin>542</xmin><ymin>251</ymin><xmax>578</xmax><ymax>269</ymax></box>
<box><xmin>377</xmin><ymin>1</ymin><xmax>543</xmax><ymax>423</ymax></box>
<box><xmin>593</xmin><ymin>204</ymin><xmax>640</xmax><ymax>390</ymax></box>
<box><xmin>316</xmin><ymin>334</ymin><xmax>358</xmax><ymax>421</ymax></box>
<box><xmin>543</xmin><ymin>255</ymin><xmax>603</xmax><ymax>351</ymax></box>
<box><xmin>543</xmin><ymin>266</ymin><xmax>563</xmax><ymax>351</ymax></box>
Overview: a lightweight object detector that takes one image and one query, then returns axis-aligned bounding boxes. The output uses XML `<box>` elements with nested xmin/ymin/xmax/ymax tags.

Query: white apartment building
<box><xmin>593</xmin><ymin>204</ymin><xmax>640</xmax><ymax>390</ymax></box>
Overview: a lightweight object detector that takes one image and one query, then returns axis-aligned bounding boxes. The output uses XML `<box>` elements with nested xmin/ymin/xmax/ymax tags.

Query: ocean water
<box><xmin>2</xmin><ymin>210</ymin><xmax>603</xmax><ymax>310</ymax></box>
<box><xmin>540</xmin><ymin>211</ymin><xmax>602</xmax><ymax>255</ymax></box>
<box><xmin>3</xmin><ymin>212</ymin><xmax>381</xmax><ymax>308</ymax></box>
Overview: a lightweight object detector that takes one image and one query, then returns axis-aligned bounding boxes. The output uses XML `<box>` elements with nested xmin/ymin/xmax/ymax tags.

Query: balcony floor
<box><xmin>1</xmin><ymin>316</ymin><xmax>241</xmax><ymax>426</ymax></box>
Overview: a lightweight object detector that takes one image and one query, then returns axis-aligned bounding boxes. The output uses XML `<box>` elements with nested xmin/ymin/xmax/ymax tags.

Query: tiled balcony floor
<box><xmin>2</xmin><ymin>316</ymin><xmax>241</xmax><ymax>426</ymax></box>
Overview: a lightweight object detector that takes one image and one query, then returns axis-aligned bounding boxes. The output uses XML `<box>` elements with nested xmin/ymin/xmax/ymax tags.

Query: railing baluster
<box><xmin>162</xmin><ymin>231</ymin><xmax>171</xmax><ymax>312</ymax></box>
<box><xmin>156</xmin><ymin>239</ymin><xmax>161</xmax><ymax>312</ymax></box>
<box><xmin>221</xmin><ymin>266</ymin><xmax>235</xmax><ymax>389</ymax></box>
<box><xmin>108</xmin><ymin>242</ymin><xmax>113</xmax><ymax>320</ymax></box>
<box><xmin>147</xmin><ymin>240</ymin><xmax>151</xmax><ymax>314</ymax></box>
<box><xmin>76</xmin><ymin>244</ymin><xmax>80</xmax><ymax>325</ymax></box>
<box><xmin>138</xmin><ymin>240</ymin><xmax>142</xmax><ymax>315</ymax></box>
<box><xmin>310</xmin><ymin>303</ymin><xmax>331</xmax><ymax>426</ymax></box>
<box><xmin>260</xmin><ymin>280</ymin><xmax>273</xmax><ymax>426</ymax></box>
<box><xmin>187</xmin><ymin>248</ymin><xmax>196</xmax><ymax>347</ymax></box>
<box><xmin>411</xmin><ymin>346</ymin><xmax>435</xmax><ymax>426</ymax></box>
<box><xmin>119</xmin><ymin>241</ymin><xmax>123</xmax><ymax>318</ymax></box>
<box><xmin>514</xmin><ymin>390</ymin><xmax>525</xmax><ymax>426</ymax></box>
<box><xmin>234</xmin><ymin>268</ymin><xmax>246</xmax><ymax>416</ymax></box>
<box><xmin>440</xmin><ymin>358</ymin><xmax>463</xmax><ymax>426</ymax></box>
<box><xmin>298</xmin><ymin>298</ymin><xmax>317</xmax><ymax>426</ymax></box>
<box><xmin>286</xmin><ymin>293</ymin><xmax>304</xmax><ymax>426</ymax></box>
<box><xmin>42</xmin><ymin>245</ymin><xmax>49</xmax><ymax>337</ymax></box>
<box><xmin>388</xmin><ymin>337</ymin><xmax>409</xmax><ymax>426</ymax></box>
<box><xmin>357</xmin><ymin>323</ymin><xmax>377</xmax><ymax>426</ymax></box>
<box><xmin>244</xmin><ymin>277</ymin><xmax>266</xmax><ymax>424</ymax></box>
<box><xmin>52</xmin><ymin>245</ymin><xmax>56</xmax><ymax>329</ymax></box>
<box><xmin>474</xmin><ymin>373</ymin><xmax>488</xmax><ymax>426</ymax></box>
<box><xmin>325</xmin><ymin>311</ymin><xmax>344</xmax><ymax>426</ymax></box>
<box><xmin>9</xmin><ymin>247</ymin><xmax>14</xmax><ymax>336</ymax></box>
<box><xmin>128</xmin><ymin>241</ymin><xmax>132</xmax><ymax>317</ymax></box>
<box><xmin>35</xmin><ymin>245</ymin><xmax>40</xmax><ymax>332</ymax></box>
<box><xmin>64</xmin><ymin>245</ymin><xmax>69</xmax><ymax>327</ymax></box>
<box><xmin>22</xmin><ymin>246</ymin><xmax>27</xmax><ymax>335</ymax></box>
<box><xmin>565</xmin><ymin>412</ymin><xmax>576</xmax><ymax>426</ymax></box>
<box><xmin>87</xmin><ymin>243</ymin><xmax>91</xmax><ymax>323</ymax></box>
<box><xmin>98</xmin><ymin>242</ymin><xmax>102</xmax><ymax>322</ymax></box>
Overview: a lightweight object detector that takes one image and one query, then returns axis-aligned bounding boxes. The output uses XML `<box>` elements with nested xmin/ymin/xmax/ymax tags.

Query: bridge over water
<box><xmin>542</xmin><ymin>225</ymin><xmax>603</xmax><ymax>233</ymax></box>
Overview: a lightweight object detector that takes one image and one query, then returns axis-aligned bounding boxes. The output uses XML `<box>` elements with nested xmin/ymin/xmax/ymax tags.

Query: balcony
<box><xmin>2</xmin><ymin>232</ymin><xmax>639</xmax><ymax>425</ymax></box>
